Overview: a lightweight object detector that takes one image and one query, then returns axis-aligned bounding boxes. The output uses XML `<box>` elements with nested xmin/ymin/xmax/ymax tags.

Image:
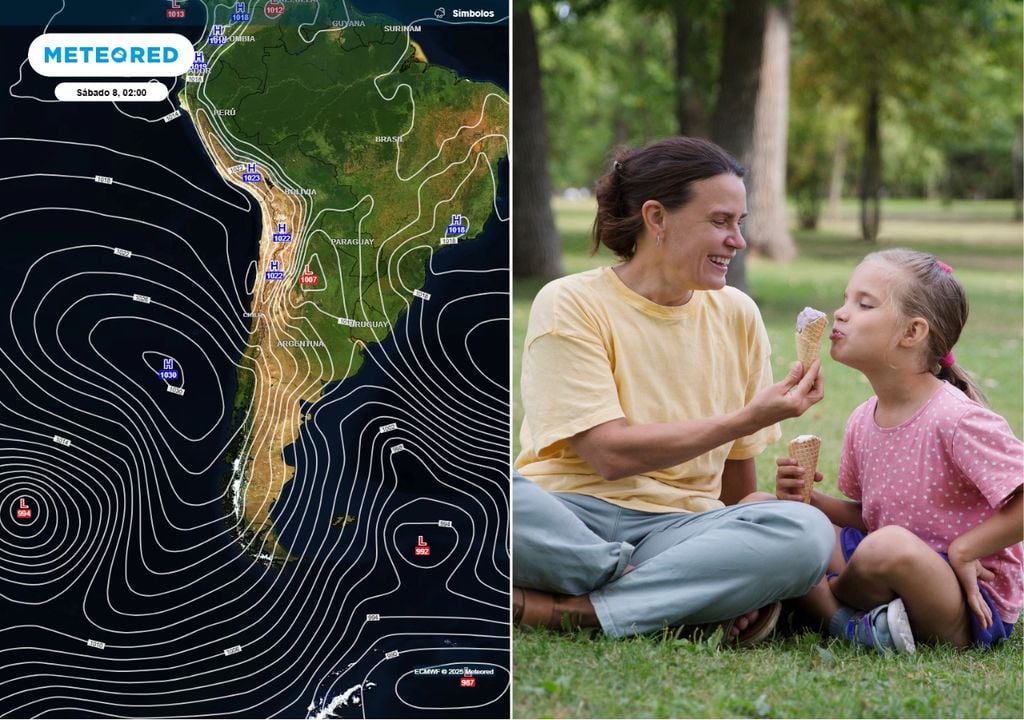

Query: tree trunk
<box><xmin>746</xmin><ymin>0</ymin><xmax>794</xmax><ymax>261</ymax></box>
<box><xmin>674</xmin><ymin>6</ymin><xmax>711</xmax><ymax>138</ymax></box>
<box><xmin>1013</xmin><ymin>121</ymin><xmax>1022</xmax><ymax>222</ymax></box>
<box><xmin>674</xmin><ymin>7</ymin><xmax>691</xmax><ymax>136</ymax></box>
<box><xmin>613</xmin><ymin>110</ymin><xmax>629</xmax><ymax>148</ymax></box>
<box><xmin>710</xmin><ymin>0</ymin><xmax>768</xmax><ymax>293</ymax></box>
<box><xmin>826</xmin><ymin>131</ymin><xmax>847</xmax><ymax>220</ymax></box>
<box><xmin>512</xmin><ymin>8</ymin><xmax>563</xmax><ymax>279</ymax></box>
<box><xmin>859</xmin><ymin>84</ymin><xmax>881</xmax><ymax>242</ymax></box>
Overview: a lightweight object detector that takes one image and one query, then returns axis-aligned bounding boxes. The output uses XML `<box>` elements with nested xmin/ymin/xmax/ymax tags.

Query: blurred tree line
<box><xmin>512</xmin><ymin>0</ymin><xmax>1023</xmax><ymax>283</ymax></box>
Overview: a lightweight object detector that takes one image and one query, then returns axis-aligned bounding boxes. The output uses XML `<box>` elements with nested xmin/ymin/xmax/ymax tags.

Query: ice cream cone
<box><xmin>795</xmin><ymin>314</ymin><xmax>827</xmax><ymax>372</ymax></box>
<box><xmin>788</xmin><ymin>435</ymin><xmax>821</xmax><ymax>503</ymax></box>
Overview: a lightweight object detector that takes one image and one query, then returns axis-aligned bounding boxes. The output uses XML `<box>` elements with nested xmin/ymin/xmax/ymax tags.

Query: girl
<box><xmin>776</xmin><ymin>248</ymin><xmax>1023</xmax><ymax>653</ymax></box>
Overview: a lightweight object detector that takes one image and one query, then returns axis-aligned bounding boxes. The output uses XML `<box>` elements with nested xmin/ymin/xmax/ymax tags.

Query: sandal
<box><xmin>670</xmin><ymin>601</ymin><xmax>781</xmax><ymax>647</ymax></box>
<box><xmin>733</xmin><ymin>601</ymin><xmax>781</xmax><ymax>647</ymax></box>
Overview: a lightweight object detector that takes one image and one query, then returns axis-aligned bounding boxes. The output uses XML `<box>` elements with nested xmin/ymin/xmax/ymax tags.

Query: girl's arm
<box><xmin>810</xmin><ymin>490</ymin><xmax>867</xmax><ymax>531</ymax></box>
<box><xmin>775</xmin><ymin>457</ymin><xmax>867</xmax><ymax>530</ymax></box>
<box><xmin>947</xmin><ymin>487</ymin><xmax>1023</xmax><ymax>629</ymax></box>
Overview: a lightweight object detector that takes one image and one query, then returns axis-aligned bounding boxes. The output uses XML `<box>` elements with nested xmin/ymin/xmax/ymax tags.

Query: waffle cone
<box><xmin>796</xmin><ymin>316</ymin><xmax>828</xmax><ymax>372</ymax></box>
<box><xmin>788</xmin><ymin>436</ymin><xmax>821</xmax><ymax>503</ymax></box>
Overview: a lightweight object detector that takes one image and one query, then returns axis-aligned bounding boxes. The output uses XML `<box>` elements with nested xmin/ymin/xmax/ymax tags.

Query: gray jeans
<box><xmin>513</xmin><ymin>472</ymin><xmax>834</xmax><ymax>637</ymax></box>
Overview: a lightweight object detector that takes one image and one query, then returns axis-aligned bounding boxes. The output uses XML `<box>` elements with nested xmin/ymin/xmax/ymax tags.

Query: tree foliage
<box><xmin>533</xmin><ymin>2</ymin><xmax>678</xmax><ymax>191</ymax></box>
<box><xmin>524</xmin><ymin>0</ymin><xmax>1021</xmax><ymax>269</ymax></box>
<box><xmin>789</xmin><ymin>0</ymin><xmax>1022</xmax><ymax>234</ymax></box>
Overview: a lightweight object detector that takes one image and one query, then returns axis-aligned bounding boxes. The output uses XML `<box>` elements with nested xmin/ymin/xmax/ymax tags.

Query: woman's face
<box><xmin>657</xmin><ymin>173</ymin><xmax>747</xmax><ymax>292</ymax></box>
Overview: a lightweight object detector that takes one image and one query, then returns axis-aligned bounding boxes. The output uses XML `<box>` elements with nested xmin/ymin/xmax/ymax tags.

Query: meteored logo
<box><xmin>28</xmin><ymin>33</ymin><xmax>194</xmax><ymax>77</ymax></box>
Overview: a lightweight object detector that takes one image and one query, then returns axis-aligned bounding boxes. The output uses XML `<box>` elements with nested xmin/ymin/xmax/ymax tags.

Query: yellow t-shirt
<box><xmin>516</xmin><ymin>266</ymin><xmax>781</xmax><ymax>514</ymax></box>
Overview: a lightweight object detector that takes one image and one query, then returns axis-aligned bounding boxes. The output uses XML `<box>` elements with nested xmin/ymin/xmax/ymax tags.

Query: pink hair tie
<box><xmin>936</xmin><ymin>261</ymin><xmax>953</xmax><ymax>274</ymax></box>
<box><xmin>939</xmin><ymin>351</ymin><xmax>955</xmax><ymax>368</ymax></box>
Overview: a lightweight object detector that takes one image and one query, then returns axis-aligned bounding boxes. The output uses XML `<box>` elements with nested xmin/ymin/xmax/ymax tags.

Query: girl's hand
<box><xmin>775</xmin><ymin>456</ymin><xmax>822</xmax><ymax>502</ymax></box>
<box><xmin>950</xmin><ymin>555</ymin><xmax>995</xmax><ymax>629</ymax></box>
<box><xmin>946</xmin><ymin>491</ymin><xmax>1020</xmax><ymax>630</ymax></box>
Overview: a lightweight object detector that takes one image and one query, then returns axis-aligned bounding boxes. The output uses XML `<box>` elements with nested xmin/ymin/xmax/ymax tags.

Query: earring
<box><xmin>656</xmin><ymin>233</ymin><xmax>663</xmax><ymax>247</ymax></box>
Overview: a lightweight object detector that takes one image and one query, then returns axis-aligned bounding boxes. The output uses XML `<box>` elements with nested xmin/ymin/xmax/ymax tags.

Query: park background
<box><xmin>509</xmin><ymin>0</ymin><xmax>1024</xmax><ymax>717</ymax></box>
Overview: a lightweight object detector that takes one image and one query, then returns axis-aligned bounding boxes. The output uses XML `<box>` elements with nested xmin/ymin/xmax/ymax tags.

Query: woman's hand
<box><xmin>949</xmin><ymin>554</ymin><xmax>995</xmax><ymax>629</ymax></box>
<box><xmin>569</xmin><ymin>361</ymin><xmax>826</xmax><ymax>482</ymax></box>
<box><xmin>746</xmin><ymin>360</ymin><xmax>824</xmax><ymax>428</ymax></box>
<box><xmin>775</xmin><ymin>456</ymin><xmax>822</xmax><ymax>502</ymax></box>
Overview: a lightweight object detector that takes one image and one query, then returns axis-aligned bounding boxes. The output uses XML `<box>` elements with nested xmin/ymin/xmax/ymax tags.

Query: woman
<box><xmin>513</xmin><ymin>136</ymin><xmax>834</xmax><ymax>643</ymax></box>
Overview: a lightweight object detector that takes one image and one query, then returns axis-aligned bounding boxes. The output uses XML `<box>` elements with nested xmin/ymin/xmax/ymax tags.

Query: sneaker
<box><xmin>846</xmin><ymin>597</ymin><xmax>916</xmax><ymax>654</ymax></box>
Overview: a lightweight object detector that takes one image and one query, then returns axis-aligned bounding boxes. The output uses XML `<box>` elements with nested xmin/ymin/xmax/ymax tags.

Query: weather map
<box><xmin>0</xmin><ymin>0</ymin><xmax>509</xmax><ymax>716</ymax></box>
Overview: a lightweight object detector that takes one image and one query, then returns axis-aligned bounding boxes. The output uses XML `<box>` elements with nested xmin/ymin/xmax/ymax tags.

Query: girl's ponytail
<box><xmin>937</xmin><ymin>361</ymin><xmax>989</xmax><ymax>407</ymax></box>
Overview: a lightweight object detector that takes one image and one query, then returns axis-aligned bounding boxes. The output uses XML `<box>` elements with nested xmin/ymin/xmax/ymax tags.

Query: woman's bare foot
<box><xmin>729</xmin><ymin>602</ymin><xmax>783</xmax><ymax>646</ymax></box>
<box><xmin>728</xmin><ymin>609</ymin><xmax>760</xmax><ymax>642</ymax></box>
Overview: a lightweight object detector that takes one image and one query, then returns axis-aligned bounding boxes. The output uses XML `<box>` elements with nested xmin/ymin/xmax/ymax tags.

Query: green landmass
<box><xmin>185</xmin><ymin>5</ymin><xmax>508</xmax><ymax>378</ymax></box>
<box><xmin>182</xmin><ymin>5</ymin><xmax>507</xmax><ymax>560</ymax></box>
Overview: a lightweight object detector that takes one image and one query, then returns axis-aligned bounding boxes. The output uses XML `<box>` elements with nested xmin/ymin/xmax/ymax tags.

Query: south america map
<box><xmin>0</xmin><ymin>1</ymin><xmax>509</xmax><ymax>716</ymax></box>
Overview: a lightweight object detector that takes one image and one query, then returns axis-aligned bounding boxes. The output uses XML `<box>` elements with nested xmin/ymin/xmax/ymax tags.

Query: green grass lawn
<box><xmin>515</xmin><ymin>627</ymin><xmax>1024</xmax><ymax>718</ymax></box>
<box><xmin>513</xmin><ymin>198</ymin><xmax>1024</xmax><ymax>718</ymax></box>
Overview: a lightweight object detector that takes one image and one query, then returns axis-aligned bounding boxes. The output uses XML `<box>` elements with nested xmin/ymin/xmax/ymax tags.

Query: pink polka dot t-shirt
<box><xmin>838</xmin><ymin>382</ymin><xmax>1024</xmax><ymax>624</ymax></box>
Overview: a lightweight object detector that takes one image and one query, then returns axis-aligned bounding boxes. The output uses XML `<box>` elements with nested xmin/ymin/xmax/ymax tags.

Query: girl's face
<box><xmin>830</xmin><ymin>261</ymin><xmax>904</xmax><ymax>370</ymax></box>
